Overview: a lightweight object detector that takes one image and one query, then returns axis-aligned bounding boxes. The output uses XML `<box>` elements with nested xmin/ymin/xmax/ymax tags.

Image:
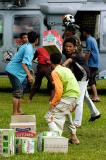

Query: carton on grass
<box><xmin>0</xmin><ymin>129</ymin><xmax>15</xmax><ymax>157</ymax></box>
<box><xmin>43</xmin><ymin>30</ymin><xmax>63</xmax><ymax>54</ymax></box>
<box><xmin>10</xmin><ymin>115</ymin><xmax>36</xmax><ymax>138</ymax></box>
<box><xmin>15</xmin><ymin>137</ymin><xmax>37</xmax><ymax>154</ymax></box>
<box><xmin>38</xmin><ymin>131</ymin><xmax>68</xmax><ymax>153</ymax></box>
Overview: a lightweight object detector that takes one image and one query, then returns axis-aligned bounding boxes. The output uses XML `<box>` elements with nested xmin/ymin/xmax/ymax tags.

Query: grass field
<box><xmin>0</xmin><ymin>77</ymin><xmax>106</xmax><ymax>160</ymax></box>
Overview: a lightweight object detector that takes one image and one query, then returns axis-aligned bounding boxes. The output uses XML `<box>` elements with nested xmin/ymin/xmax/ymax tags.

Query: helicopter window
<box><xmin>0</xmin><ymin>16</ymin><xmax>3</xmax><ymax>47</ymax></box>
<box><xmin>13</xmin><ymin>15</ymin><xmax>40</xmax><ymax>46</ymax></box>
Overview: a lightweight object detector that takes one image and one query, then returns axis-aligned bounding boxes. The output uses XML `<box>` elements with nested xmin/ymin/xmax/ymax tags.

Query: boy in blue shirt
<box><xmin>5</xmin><ymin>31</ymin><xmax>39</xmax><ymax>115</ymax></box>
<box><xmin>83</xmin><ymin>28</ymin><xmax>100</xmax><ymax>102</ymax></box>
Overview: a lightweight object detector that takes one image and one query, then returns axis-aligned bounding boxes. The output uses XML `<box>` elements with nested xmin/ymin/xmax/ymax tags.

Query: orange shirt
<box><xmin>50</xmin><ymin>71</ymin><xmax>63</xmax><ymax>107</ymax></box>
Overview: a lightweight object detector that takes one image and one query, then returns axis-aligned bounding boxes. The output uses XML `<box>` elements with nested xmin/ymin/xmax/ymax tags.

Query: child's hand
<box><xmin>27</xmin><ymin>74</ymin><xmax>34</xmax><ymax>85</ymax></box>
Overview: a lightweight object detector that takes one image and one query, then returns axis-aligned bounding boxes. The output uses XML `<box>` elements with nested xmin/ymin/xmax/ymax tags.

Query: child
<box><xmin>29</xmin><ymin>47</ymin><xmax>54</xmax><ymax>100</ymax></box>
<box><xmin>45</xmin><ymin>53</ymin><xmax>80</xmax><ymax>144</ymax></box>
<box><xmin>83</xmin><ymin>27</ymin><xmax>100</xmax><ymax>102</ymax></box>
<box><xmin>63</xmin><ymin>37</ymin><xmax>101</xmax><ymax>127</ymax></box>
<box><xmin>5</xmin><ymin>31</ymin><xmax>39</xmax><ymax>115</ymax></box>
<box><xmin>17</xmin><ymin>33</ymin><xmax>28</xmax><ymax>51</ymax></box>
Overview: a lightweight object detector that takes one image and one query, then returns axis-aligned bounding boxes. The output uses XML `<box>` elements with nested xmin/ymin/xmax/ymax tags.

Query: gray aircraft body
<box><xmin>0</xmin><ymin>0</ymin><xmax>106</xmax><ymax>78</ymax></box>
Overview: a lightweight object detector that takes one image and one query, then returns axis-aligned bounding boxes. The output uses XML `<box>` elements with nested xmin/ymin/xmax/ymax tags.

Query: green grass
<box><xmin>0</xmin><ymin>77</ymin><xmax>106</xmax><ymax>160</ymax></box>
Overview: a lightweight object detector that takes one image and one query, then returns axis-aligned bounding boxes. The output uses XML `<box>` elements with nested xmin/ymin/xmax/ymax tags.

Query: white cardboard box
<box><xmin>11</xmin><ymin>115</ymin><xmax>36</xmax><ymax>123</ymax></box>
<box><xmin>10</xmin><ymin>115</ymin><xmax>36</xmax><ymax>138</ymax></box>
<box><xmin>44</xmin><ymin>137</ymin><xmax>68</xmax><ymax>153</ymax></box>
<box><xmin>38</xmin><ymin>132</ymin><xmax>68</xmax><ymax>153</ymax></box>
<box><xmin>43</xmin><ymin>30</ymin><xmax>63</xmax><ymax>54</ymax></box>
<box><xmin>0</xmin><ymin>129</ymin><xmax>15</xmax><ymax>157</ymax></box>
<box><xmin>10</xmin><ymin>122</ymin><xmax>36</xmax><ymax>133</ymax></box>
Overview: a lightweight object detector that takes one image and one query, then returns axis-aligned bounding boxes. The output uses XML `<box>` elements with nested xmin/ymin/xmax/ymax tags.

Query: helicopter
<box><xmin>0</xmin><ymin>0</ymin><xmax>106</xmax><ymax>79</ymax></box>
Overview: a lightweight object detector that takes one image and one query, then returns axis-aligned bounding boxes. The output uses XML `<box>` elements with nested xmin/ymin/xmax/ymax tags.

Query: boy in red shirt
<box><xmin>29</xmin><ymin>47</ymin><xmax>54</xmax><ymax>100</ymax></box>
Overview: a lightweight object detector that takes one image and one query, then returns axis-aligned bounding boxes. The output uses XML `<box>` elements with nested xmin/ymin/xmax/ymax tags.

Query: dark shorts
<box><xmin>35</xmin><ymin>64</ymin><xmax>53</xmax><ymax>88</ymax></box>
<box><xmin>7</xmin><ymin>73</ymin><xmax>23</xmax><ymax>98</ymax></box>
<box><xmin>88</xmin><ymin>67</ymin><xmax>98</xmax><ymax>86</ymax></box>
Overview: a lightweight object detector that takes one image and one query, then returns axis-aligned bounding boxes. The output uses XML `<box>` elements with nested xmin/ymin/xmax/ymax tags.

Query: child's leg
<box><xmin>17</xmin><ymin>98</ymin><xmax>24</xmax><ymax>114</ymax></box>
<box><xmin>84</xmin><ymin>89</ymin><xmax>100</xmax><ymax>117</ymax></box>
<box><xmin>67</xmin><ymin>112</ymin><xmax>76</xmax><ymax>134</ymax></box>
<box><xmin>7</xmin><ymin>73</ymin><xmax>23</xmax><ymax>115</ymax></box>
<box><xmin>74</xmin><ymin>81</ymin><xmax>88</xmax><ymax>126</ymax></box>
<box><xmin>13</xmin><ymin>97</ymin><xmax>23</xmax><ymax>115</ymax></box>
<box><xmin>13</xmin><ymin>84</ymin><xmax>23</xmax><ymax>115</ymax></box>
<box><xmin>48</xmin><ymin>121</ymin><xmax>64</xmax><ymax>136</ymax></box>
<box><xmin>44</xmin><ymin>65</ymin><xmax>55</xmax><ymax>98</ymax></box>
<box><xmin>45</xmin><ymin>104</ymin><xmax>66</xmax><ymax>136</ymax></box>
<box><xmin>13</xmin><ymin>97</ymin><xmax>19</xmax><ymax>115</ymax></box>
<box><xmin>67</xmin><ymin>112</ymin><xmax>80</xmax><ymax>144</ymax></box>
<box><xmin>29</xmin><ymin>66</ymin><xmax>43</xmax><ymax>100</ymax></box>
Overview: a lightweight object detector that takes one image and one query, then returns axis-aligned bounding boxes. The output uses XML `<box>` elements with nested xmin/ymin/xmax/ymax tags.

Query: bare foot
<box><xmin>69</xmin><ymin>134</ymin><xmax>80</xmax><ymax>145</ymax></box>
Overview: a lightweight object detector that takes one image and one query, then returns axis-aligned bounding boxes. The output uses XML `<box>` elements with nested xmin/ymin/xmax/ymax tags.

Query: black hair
<box><xmin>65</xmin><ymin>25</ymin><xmax>76</xmax><ymax>35</ymax></box>
<box><xmin>63</xmin><ymin>37</ymin><xmax>77</xmax><ymax>47</ymax></box>
<box><xmin>28</xmin><ymin>31</ymin><xmax>39</xmax><ymax>43</ymax></box>
<box><xmin>50</xmin><ymin>53</ymin><xmax>62</xmax><ymax>64</ymax></box>
<box><xmin>83</xmin><ymin>27</ymin><xmax>92</xmax><ymax>34</ymax></box>
<box><xmin>20</xmin><ymin>33</ymin><xmax>27</xmax><ymax>38</ymax></box>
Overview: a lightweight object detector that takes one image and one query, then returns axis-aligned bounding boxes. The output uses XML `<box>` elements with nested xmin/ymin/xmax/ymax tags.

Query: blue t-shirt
<box><xmin>86</xmin><ymin>36</ymin><xmax>100</xmax><ymax>68</ymax></box>
<box><xmin>5</xmin><ymin>43</ymin><xmax>35</xmax><ymax>83</ymax></box>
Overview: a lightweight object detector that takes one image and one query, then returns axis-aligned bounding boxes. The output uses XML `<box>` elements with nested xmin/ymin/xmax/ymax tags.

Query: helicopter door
<box><xmin>100</xmin><ymin>11</ymin><xmax>106</xmax><ymax>52</ymax></box>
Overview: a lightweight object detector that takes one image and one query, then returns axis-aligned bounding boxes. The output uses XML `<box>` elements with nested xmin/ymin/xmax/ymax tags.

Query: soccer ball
<box><xmin>63</xmin><ymin>14</ymin><xmax>75</xmax><ymax>27</ymax></box>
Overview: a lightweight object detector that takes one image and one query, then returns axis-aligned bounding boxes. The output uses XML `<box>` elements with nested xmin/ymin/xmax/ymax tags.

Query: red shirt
<box><xmin>34</xmin><ymin>48</ymin><xmax>51</xmax><ymax>64</ymax></box>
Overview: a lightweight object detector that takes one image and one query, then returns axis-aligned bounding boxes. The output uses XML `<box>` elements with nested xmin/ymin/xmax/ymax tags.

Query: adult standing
<box><xmin>83</xmin><ymin>27</ymin><xmax>100</xmax><ymax>102</ymax></box>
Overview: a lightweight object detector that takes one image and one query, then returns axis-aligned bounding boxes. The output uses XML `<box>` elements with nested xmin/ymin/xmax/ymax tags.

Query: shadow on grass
<box><xmin>0</xmin><ymin>87</ymin><xmax>106</xmax><ymax>95</ymax></box>
<box><xmin>0</xmin><ymin>87</ymin><xmax>12</xmax><ymax>93</ymax></box>
<box><xmin>88</xmin><ymin>88</ymin><xmax>106</xmax><ymax>96</ymax></box>
<box><xmin>98</xmin><ymin>89</ymin><xmax>106</xmax><ymax>95</ymax></box>
<box><xmin>0</xmin><ymin>87</ymin><xmax>49</xmax><ymax>94</ymax></box>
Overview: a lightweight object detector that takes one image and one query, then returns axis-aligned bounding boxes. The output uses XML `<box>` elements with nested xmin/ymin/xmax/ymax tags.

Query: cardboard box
<box><xmin>15</xmin><ymin>137</ymin><xmax>37</xmax><ymax>154</ymax></box>
<box><xmin>38</xmin><ymin>131</ymin><xmax>68</xmax><ymax>153</ymax></box>
<box><xmin>0</xmin><ymin>129</ymin><xmax>15</xmax><ymax>157</ymax></box>
<box><xmin>43</xmin><ymin>30</ymin><xmax>63</xmax><ymax>54</ymax></box>
<box><xmin>44</xmin><ymin>137</ymin><xmax>68</xmax><ymax>153</ymax></box>
<box><xmin>10</xmin><ymin>115</ymin><xmax>36</xmax><ymax>138</ymax></box>
<box><xmin>10</xmin><ymin>115</ymin><xmax>36</xmax><ymax>123</ymax></box>
<box><xmin>16</xmin><ymin>131</ymin><xmax>37</xmax><ymax>138</ymax></box>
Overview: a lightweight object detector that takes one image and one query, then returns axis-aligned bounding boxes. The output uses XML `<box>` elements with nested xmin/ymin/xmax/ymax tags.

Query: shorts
<box><xmin>88</xmin><ymin>67</ymin><xmax>98</xmax><ymax>86</ymax></box>
<box><xmin>7</xmin><ymin>73</ymin><xmax>23</xmax><ymax>98</ymax></box>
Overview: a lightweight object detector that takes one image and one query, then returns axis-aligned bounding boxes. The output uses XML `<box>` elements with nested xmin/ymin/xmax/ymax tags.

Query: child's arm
<box><xmin>62</xmin><ymin>58</ymin><xmax>72</xmax><ymax>67</ymax></box>
<box><xmin>50</xmin><ymin>71</ymin><xmax>63</xmax><ymax>108</ymax></box>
